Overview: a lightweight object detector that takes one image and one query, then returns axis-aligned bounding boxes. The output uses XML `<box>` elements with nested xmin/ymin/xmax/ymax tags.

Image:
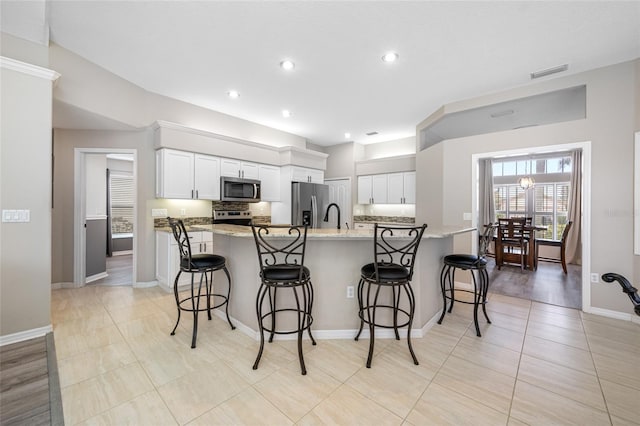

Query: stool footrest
<box><xmin>357</xmin><ymin>304</ymin><xmax>412</xmax><ymax>329</ymax></box>
<box><xmin>177</xmin><ymin>294</ymin><xmax>229</xmax><ymax>313</ymax></box>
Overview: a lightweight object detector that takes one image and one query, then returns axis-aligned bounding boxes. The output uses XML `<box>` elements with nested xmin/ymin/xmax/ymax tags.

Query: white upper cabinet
<box><xmin>357</xmin><ymin>175</ymin><xmax>372</xmax><ymax>204</ymax></box>
<box><xmin>156</xmin><ymin>149</ymin><xmax>221</xmax><ymax>200</ymax></box>
<box><xmin>220</xmin><ymin>158</ymin><xmax>259</xmax><ymax>179</ymax></box>
<box><xmin>357</xmin><ymin>174</ymin><xmax>388</xmax><ymax>204</ymax></box>
<box><xmin>371</xmin><ymin>174</ymin><xmax>388</xmax><ymax>204</ymax></box>
<box><xmin>259</xmin><ymin>164</ymin><xmax>281</xmax><ymax>201</ymax></box>
<box><xmin>403</xmin><ymin>171</ymin><xmax>416</xmax><ymax>204</ymax></box>
<box><xmin>194</xmin><ymin>154</ymin><xmax>221</xmax><ymax>200</ymax></box>
<box><xmin>291</xmin><ymin>166</ymin><xmax>324</xmax><ymax>184</ymax></box>
<box><xmin>387</xmin><ymin>171</ymin><xmax>415</xmax><ymax>204</ymax></box>
<box><xmin>358</xmin><ymin>171</ymin><xmax>415</xmax><ymax>204</ymax></box>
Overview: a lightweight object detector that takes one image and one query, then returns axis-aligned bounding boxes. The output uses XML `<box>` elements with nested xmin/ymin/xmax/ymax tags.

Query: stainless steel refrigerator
<box><xmin>291</xmin><ymin>182</ymin><xmax>329</xmax><ymax>228</ymax></box>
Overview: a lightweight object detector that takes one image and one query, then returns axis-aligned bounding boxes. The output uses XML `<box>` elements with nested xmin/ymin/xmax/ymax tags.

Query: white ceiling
<box><xmin>3</xmin><ymin>1</ymin><xmax>640</xmax><ymax>146</ymax></box>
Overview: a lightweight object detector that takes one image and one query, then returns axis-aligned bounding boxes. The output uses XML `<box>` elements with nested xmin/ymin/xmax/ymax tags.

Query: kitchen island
<box><xmin>171</xmin><ymin>223</ymin><xmax>476</xmax><ymax>340</ymax></box>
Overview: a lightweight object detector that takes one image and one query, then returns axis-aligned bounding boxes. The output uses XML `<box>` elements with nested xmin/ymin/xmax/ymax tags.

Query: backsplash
<box><xmin>211</xmin><ymin>201</ymin><xmax>249</xmax><ymax>213</ymax></box>
<box><xmin>353</xmin><ymin>215</ymin><xmax>415</xmax><ymax>224</ymax></box>
<box><xmin>154</xmin><ymin>201</ymin><xmax>269</xmax><ymax>228</ymax></box>
<box><xmin>154</xmin><ymin>216</ymin><xmax>213</xmax><ymax>228</ymax></box>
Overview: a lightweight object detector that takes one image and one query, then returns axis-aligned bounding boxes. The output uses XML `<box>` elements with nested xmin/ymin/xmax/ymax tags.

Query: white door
<box><xmin>325</xmin><ymin>179</ymin><xmax>352</xmax><ymax>229</ymax></box>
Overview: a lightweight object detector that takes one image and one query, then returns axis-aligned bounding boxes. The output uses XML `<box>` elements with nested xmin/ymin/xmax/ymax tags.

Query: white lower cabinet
<box><xmin>156</xmin><ymin>230</ymin><xmax>214</xmax><ymax>290</ymax></box>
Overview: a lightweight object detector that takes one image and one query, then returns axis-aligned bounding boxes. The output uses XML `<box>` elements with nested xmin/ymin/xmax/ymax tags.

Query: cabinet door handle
<box><xmin>196</xmin><ymin>190</ymin><xmax>199</xmax><ymax>199</ymax></box>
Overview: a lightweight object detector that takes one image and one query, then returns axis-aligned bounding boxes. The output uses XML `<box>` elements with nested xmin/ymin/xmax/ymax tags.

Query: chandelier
<box><xmin>518</xmin><ymin>176</ymin><xmax>535</xmax><ymax>190</ymax></box>
<box><xmin>518</xmin><ymin>157</ymin><xmax>536</xmax><ymax>190</ymax></box>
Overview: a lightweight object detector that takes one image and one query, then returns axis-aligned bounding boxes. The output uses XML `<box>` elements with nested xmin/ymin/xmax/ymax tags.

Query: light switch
<box><xmin>2</xmin><ymin>210</ymin><xmax>14</xmax><ymax>222</ymax></box>
<box><xmin>463</xmin><ymin>212</ymin><xmax>472</xmax><ymax>221</ymax></box>
<box><xmin>2</xmin><ymin>210</ymin><xmax>29</xmax><ymax>222</ymax></box>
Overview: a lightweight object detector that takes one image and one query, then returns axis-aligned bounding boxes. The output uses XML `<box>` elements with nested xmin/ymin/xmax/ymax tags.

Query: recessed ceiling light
<box><xmin>227</xmin><ymin>90</ymin><xmax>240</xmax><ymax>99</ymax></box>
<box><xmin>381</xmin><ymin>52</ymin><xmax>399</xmax><ymax>63</ymax></box>
<box><xmin>344</xmin><ymin>132</ymin><xmax>351</xmax><ymax>139</ymax></box>
<box><xmin>282</xmin><ymin>109</ymin><xmax>292</xmax><ymax>118</ymax></box>
<box><xmin>280</xmin><ymin>60</ymin><xmax>295</xmax><ymax>70</ymax></box>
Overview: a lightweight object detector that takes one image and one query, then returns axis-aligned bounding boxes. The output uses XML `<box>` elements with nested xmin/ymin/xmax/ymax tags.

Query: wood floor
<box><xmin>90</xmin><ymin>254</ymin><xmax>133</xmax><ymax>286</ymax></box>
<box><xmin>487</xmin><ymin>257</ymin><xmax>582</xmax><ymax>309</ymax></box>
<box><xmin>0</xmin><ymin>334</ymin><xmax>63</xmax><ymax>425</ymax></box>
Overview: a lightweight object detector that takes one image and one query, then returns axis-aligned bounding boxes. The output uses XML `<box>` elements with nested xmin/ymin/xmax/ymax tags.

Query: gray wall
<box><xmin>86</xmin><ymin>219</ymin><xmax>107</xmax><ymax>277</ymax></box>
<box><xmin>52</xmin><ymin>129</ymin><xmax>157</xmax><ymax>284</ymax></box>
<box><xmin>417</xmin><ymin>59</ymin><xmax>639</xmax><ymax>316</ymax></box>
<box><xmin>0</xmin><ymin>65</ymin><xmax>54</xmax><ymax>337</ymax></box>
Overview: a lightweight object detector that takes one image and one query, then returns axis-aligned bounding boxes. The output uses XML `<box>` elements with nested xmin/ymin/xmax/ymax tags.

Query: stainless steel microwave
<box><xmin>220</xmin><ymin>176</ymin><xmax>261</xmax><ymax>202</ymax></box>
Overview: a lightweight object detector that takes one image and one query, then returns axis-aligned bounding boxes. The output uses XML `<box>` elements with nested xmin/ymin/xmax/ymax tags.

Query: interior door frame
<box><xmin>471</xmin><ymin>141</ymin><xmax>591</xmax><ymax>311</ymax></box>
<box><xmin>74</xmin><ymin>148</ymin><xmax>138</xmax><ymax>287</ymax></box>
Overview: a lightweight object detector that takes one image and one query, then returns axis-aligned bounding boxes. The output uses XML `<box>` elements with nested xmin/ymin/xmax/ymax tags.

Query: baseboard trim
<box><xmin>584</xmin><ymin>306</ymin><xmax>637</xmax><ymax>322</ymax></box>
<box><xmin>134</xmin><ymin>280</ymin><xmax>158</xmax><ymax>288</ymax></box>
<box><xmin>51</xmin><ymin>282</ymin><xmax>77</xmax><ymax>289</ymax></box>
<box><xmin>212</xmin><ymin>310</ymin><xmax>434</xmax><ymax>341</ymax></box>
<box><xmin>86</xmin><ymin>272</ymin><xmax>108</xmax><ymax>283</ymax></box>
<box><xmin>0</xmin><ymin>325</ymin><xmax>53</xmax><ymax>346</ymax></box>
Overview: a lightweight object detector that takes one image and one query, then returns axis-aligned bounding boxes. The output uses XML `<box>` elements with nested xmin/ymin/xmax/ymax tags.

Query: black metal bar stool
<box><xmin>167</xmin><ymin>217</ymin><xmax>235</xmax><ymax>348</ymax></box>
<box><xmin>251</xmin><ymin>224</ymin><xmax>315</xmax><ymax>375</ymax></box>
<box><xmin>355</xmin><ymin>223</ymin><xmax>427</xmax><ymax>368</ymax></box>
<box><xmin>438</xmin><ymin>223</ymin><xmax>495</xmax><ymax>337</ymax></box>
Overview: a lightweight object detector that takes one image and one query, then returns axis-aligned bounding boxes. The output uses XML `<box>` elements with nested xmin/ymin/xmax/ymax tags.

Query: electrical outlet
<box><xmin>590</xmin><ymin>273</ymin><xmax>600</xmax><ymax>283</ymax></box>
<box><xmin>463</xmin><ymin>212</ymin><xmax>472</xmax><ymax>221</ymax></box>
<box><xmin>346</xmin><ymin>286</ymin><xmax>354</xmax><ymax>298</ymax></box>
<box><xmin>180</xmin><ymin>208</ymin><xmax>187</xmax><ymax>216</ymax></box>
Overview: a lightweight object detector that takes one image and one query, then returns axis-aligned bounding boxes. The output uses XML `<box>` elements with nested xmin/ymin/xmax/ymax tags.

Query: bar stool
<box><xmin>355</xmin><ymin>223</ymin><xmax>427</xmax><ymax>368</ymax></box>
<box><xmin>167</xmin><ymin>217</ymin><xmax>235</xmax><ymax>348</ymax></box>
<box><xmin>251</xmin><ymin>224</ymin><xmax>315</xmax><ymax>375</ymax></box>
<box><xmin>438</xmin><ymin>223</ymin><xmax>495</xmax><ymax>337</ymax></box>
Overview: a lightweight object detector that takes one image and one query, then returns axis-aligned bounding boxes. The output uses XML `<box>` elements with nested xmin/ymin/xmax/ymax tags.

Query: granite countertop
<box><xmin>164</xmin><ymin>223</ymin><xmax>476</xmax><ymax>240</ymax></box>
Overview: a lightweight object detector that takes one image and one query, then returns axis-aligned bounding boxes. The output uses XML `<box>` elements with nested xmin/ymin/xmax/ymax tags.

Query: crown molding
<box><xmin>0</xmin><ymin>56</ymin><xmax>60</xmax><ymax>81</ymax></box>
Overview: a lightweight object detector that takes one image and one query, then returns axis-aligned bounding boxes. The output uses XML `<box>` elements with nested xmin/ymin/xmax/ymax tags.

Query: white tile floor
<box><xmin>51</xmin><ymin>286</ymin><xmax>640</xmax><ymax>425</ymax></box>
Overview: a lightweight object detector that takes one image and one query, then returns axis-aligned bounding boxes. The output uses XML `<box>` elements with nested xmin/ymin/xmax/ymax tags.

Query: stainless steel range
<box><xmin>213</xmin><ymin>210</ymin><xmax>253</xmax><ymax>226</ymax></box>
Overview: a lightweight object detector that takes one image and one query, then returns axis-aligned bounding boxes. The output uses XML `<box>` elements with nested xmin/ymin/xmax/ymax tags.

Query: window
<box><xmin>110</xmin><ymin>173</ymin><xmax>134</xmax><ymax>234</ymax></box>
<box><xmin>492</xmin><ymin>154</ymin><xmax>571</xmax><ymax>241</ymax></box>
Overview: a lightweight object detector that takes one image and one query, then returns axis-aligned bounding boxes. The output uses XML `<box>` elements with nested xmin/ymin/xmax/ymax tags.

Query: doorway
<box><xmin>74</xmin><ymin>148</ymin><xmax>137</xmax><ymax>287</ymax></box>
<box><xmin>325</xmin><ymin>178</ymin><xmax>352</xmax><ymax>229</ymax></box>
<box><xmin>471</xmin><ymin>141</ymin><xmax>591</xmax><ymax>310</ymax></box>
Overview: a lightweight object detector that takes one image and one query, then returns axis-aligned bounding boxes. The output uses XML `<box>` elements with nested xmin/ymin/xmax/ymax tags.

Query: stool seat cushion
<box><xmin>361</xmin><ymin>262</ymin><xmax>410</xmax><ymax>281</ymax></box>
<box><xmin>181</xmin><ymin>254</ymin><xmax>226</xmax><ymax>270</ymax></box>
<box><xmin>444</xmin><ymin>254</ymin><xmax>487</xmax><ymax>268</ymax></box>
<box><xmin>262</xmin><ymin>265</ymin><xmax>310</xmax><ymax>282</ymax></box>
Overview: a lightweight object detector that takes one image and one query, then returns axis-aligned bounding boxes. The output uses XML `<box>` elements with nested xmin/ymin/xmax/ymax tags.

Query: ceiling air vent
<box><xmin>366</xmin><ymin>131</ymin><xmax>378</xmax><ymax>136</ymax></box>
<box><xmin>530</xmin><ymin>64</ymin><xmax>569</xmax><ymax>79</ymax></box>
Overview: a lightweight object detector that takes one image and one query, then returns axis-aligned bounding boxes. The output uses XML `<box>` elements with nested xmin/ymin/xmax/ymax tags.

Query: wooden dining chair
<box><xmin>535</xmin><ymin>221</ymin><xmax>573</xmax><ymax>273</ymax></box>
<box><xmin>496</xmin><ymin>217</ymin><xmax>529</xmax><ymax>271</ymax></box>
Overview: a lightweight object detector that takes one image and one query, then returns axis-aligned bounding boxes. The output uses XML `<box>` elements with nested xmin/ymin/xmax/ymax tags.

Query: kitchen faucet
<box><xmin>323</xmin><ymin>203</ymin><xmax>341</xmax><ymax>230</ymax></box>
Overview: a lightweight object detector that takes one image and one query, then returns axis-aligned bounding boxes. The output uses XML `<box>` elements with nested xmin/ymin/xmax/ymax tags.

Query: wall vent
<box><xmin>366</xmin><ymin>131</ymin><xmax>378</xmax><ymax>136</ymax></box>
